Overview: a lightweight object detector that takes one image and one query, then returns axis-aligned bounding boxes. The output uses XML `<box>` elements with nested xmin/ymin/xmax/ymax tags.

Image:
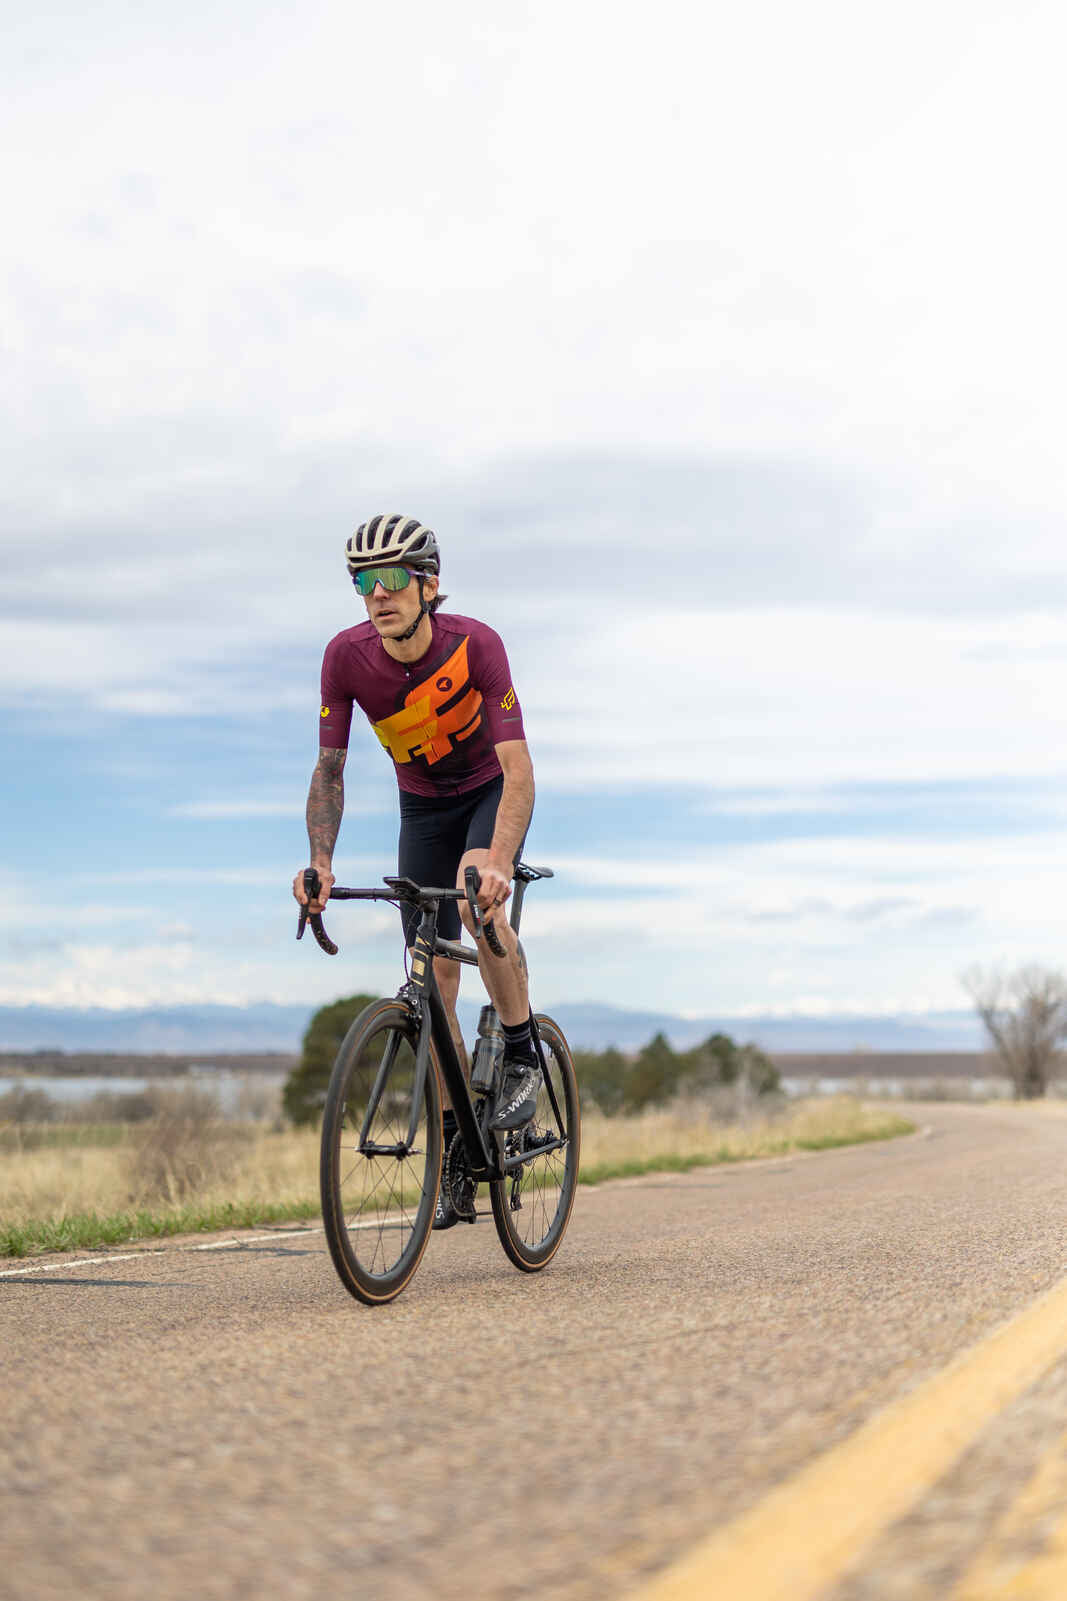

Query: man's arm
<box><xmin>292</xmin><ymin>746</ymin><xmax>347</xmax><ymax>911</ymax></box>
<box><xmin>479</xmin><ymin>739</ymin><xmax>534</xmax><ymax>909</ymax></box>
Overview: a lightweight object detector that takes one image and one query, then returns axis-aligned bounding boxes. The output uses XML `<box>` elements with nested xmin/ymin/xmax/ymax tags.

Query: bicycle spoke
<box><xmin>321</xmin><ymin>1006</ymin><xmax>441</xmax><ymax>1304</ymax></box>
<box><xmin>490</xmin><ymin>1016</ymin><xmax>580</xmax><ymax>1271</ymax></box>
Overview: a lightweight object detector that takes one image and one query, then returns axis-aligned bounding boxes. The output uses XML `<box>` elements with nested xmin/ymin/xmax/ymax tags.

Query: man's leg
<box><xmin>432</xmin><ymin>953</ymin><xmax>468</xmax><ymax>1086</ymax></box>
<box><xmin>457</xmin><ymin>846</ymin><xmax>540</xmax><ymax>1132</ymax></box>
<box><xmin>456</xmin><ymin>846</ymin><xmax>529</xmax><ymax>1025</ymax></box>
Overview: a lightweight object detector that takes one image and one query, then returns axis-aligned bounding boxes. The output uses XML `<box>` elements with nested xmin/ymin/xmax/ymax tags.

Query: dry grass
<box><xmin>579</xmin><ymin>1094</ymin><xmax>914</xmax><ymax>1179</ymax></box>
<box><xmin>0</xmin><ymin>1122</ymin><xmax>321</xmax><ymax>1229</ymax></box>
<box><xmin>0</xmin><ymin>1095</ymin><xmax>911</xmax><ymax>1244</ymax></box>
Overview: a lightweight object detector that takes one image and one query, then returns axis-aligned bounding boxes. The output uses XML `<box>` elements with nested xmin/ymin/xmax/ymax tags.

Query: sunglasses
<box><xmin>353</xmin><ymin>565</ymin><xmax>418</xmax><ymax>596</ymax></box>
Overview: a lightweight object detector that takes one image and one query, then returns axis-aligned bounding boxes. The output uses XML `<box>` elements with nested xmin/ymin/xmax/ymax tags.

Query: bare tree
<box><xmin>962</xmin><ymin>964</ymin><xmax>1067</xmax><ymax>1099</ymax></box>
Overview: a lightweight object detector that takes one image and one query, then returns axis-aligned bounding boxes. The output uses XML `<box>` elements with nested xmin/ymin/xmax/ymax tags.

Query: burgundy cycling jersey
<box><xmin>318</xmin><ymin>612</ymin><xmax>526</xmax><ymax>797</ymax></box>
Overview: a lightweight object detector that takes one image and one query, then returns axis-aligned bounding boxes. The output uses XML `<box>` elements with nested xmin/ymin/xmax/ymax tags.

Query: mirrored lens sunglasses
<box><xmin>353</xmin><ymin>565</ymin><xmax>417</xmax><ymax>596</ymax></box>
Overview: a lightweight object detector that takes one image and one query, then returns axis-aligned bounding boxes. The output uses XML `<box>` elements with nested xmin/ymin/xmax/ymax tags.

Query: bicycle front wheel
<box><xmin>490</xmin><ymin>1013</ymin><xmax>580</xmax><ymax>1272</ymax></box>
<box><xmin>320</xmin><ymin>999</ymin><xmax>442</xmax><ymax>1306</ymax></box>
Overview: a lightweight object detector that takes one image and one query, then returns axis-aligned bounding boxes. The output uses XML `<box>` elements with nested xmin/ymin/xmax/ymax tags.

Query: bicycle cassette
<box><xmin>445</xmin><ymin>1131</ymin><xmax>478</xmax><ymax>1223</ymax></box>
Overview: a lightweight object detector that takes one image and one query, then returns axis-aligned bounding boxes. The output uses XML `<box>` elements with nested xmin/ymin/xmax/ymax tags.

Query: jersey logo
<box><xmin>372</xmin><ymin>638</ymin><xmax>483</xmax><ymax>766</ymax></box>
<box><xmin>500</xmin><ymin>688</ymin><xmax>516</xmax><ymax>712</ymax></box>
<box><xmin>320</xmin><ymin>706</ymin><xmax>330</xmax><ymax>718</ymax></box>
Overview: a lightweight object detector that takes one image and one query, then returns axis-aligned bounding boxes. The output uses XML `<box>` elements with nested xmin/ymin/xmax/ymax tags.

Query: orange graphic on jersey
<box><xmin>372</xmin><ymin>637</ymin><xmax>483</xmax><ymax>766</ymax></box>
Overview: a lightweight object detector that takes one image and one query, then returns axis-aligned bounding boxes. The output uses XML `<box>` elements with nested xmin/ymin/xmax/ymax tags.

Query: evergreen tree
<box><xmin>283</xmin><ymin>993</ymin><xmax>380</xmax><ymax>1126</ymax></box>
<box><xmin>572</xmin><ymin>1045</ymin><xmax>628</xmax><ymax>1116</ymax></box>
<box><xmin>624</xmin><ymin>1031</ymin><xmax>682</xmax><ymax>1111</ymax></box>
<box><xmin>677</xmin><ymin>1032</ymin><xmax>780</xmax><ymax>1097</ymax></box>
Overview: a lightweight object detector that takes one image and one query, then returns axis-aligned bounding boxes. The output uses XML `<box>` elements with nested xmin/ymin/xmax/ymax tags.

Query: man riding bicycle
<box><xmin>292</xmin><ymin>515</ymin><xmax>540</xmax><ymax>1225</ymax></box>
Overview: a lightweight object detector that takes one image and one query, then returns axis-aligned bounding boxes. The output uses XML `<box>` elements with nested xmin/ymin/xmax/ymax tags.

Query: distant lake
<box><xmin>0</xmin><ymin>1071</ymin><xmax>287</xmax><ymax>1115</ymax></box>
<box><xmin>779</xmin><ymin>1074</ymin><xmax>1011</xmax><ymax>1098</ymax></box>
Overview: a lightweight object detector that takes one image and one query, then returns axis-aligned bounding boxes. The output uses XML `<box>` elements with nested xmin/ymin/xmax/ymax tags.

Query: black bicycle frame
<box><xmin>387</xmin><ymin>900</ymin><xmax>568</xmax><ymax>1180</ymax></box>
<box><xmin>307</xmin><ymin>866</ymin><xmax>568</xmax><ymax>1181</ymax></box>
<box><xmin>402</xmin><ymin>896</ymin><xmax>500</xmax><ymax>1180</ymax></box>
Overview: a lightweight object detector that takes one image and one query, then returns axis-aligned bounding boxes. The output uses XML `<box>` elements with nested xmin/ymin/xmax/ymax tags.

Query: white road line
<box><xmin>1</xmin><ymin>1227</ymin><xmax>324</xmax><ymax>1277</ymax></box>
<box><xmin>0</xmin><ymin>1251</ymin><xmax>162</xmax><ymax>1278</ymax></box>
<box><xmin>192</xmin><ymin>1226</ymin><xmax>322</xmax><ymax>1250</ymax></box>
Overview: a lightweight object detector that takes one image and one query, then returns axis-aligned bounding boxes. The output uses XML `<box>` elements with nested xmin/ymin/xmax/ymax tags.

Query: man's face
<box><xmin>362</xmin><ymin>567</ymin><xmax>438</xmax><ymax>639</ymax></box>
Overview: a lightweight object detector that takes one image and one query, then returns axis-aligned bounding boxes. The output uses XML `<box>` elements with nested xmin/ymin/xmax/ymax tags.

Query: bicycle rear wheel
<box><xmin>490</xmin><ymin>1014</ymin><xmax>580</xmax><ymax>1272</ymax></box>
<box><xmin>320</xmin><ymin>999</ymin><xmax>442</xmax><ymax>1305</ymax></box>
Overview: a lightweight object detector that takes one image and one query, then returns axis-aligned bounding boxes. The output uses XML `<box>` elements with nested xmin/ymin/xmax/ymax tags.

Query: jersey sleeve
<box><xmin>469</xmin><ymin>622</ymin><xmax>526</xmax><ymax>748</ymax></box>
<box><xmin>318</xmin><ymin>638</ymin><xmax>355</xmax><ymax>750</ymax></box>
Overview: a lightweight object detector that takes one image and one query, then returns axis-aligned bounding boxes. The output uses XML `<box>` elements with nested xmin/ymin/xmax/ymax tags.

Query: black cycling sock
<box><xmin>501</xmin><ymin>1018</ymin><xmax>534</xmax><ymax>1062</ymax></box>
<box><xmin>442</xmin><ymin>1109</ymin><xmax>458</xmax><ymax>1147</ymax></box>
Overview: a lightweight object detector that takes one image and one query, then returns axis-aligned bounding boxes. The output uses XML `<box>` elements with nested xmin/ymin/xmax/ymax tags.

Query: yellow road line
<box><xmin>632</xmin><ymin>1272</ymin><xmax>1067</xmax><ymax>1601</ymax></box>
<box><xmin>951</xmin><ymin>1427</ymin><xmax>1067</xmax><ymax>1599</ymax></box>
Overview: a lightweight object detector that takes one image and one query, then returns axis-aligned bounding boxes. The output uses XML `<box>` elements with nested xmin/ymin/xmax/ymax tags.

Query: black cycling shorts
<box><xmin>397</xmin><ymin>775</ymin><xmax>527</xmax><ymax>947</ymax></box>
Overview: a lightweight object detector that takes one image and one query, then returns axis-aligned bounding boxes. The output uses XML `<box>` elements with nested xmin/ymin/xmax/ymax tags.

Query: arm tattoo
<box><xmin>307</xmin><ymin>747</ymin><xmax>346</xmax><ymax>865</ymax></box>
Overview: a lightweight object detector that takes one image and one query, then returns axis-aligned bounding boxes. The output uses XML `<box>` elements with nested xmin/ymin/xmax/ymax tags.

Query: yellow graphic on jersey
<box><xmin>500</xmin><ymin>688</ymin><xmax>516</xmax><ymax>711</ymax></box>
<box><xmin>320</xmin><ymin>706</ymin><xmax>330</xmax><ymax>718</ymax></box>
<box><xmin>373</xmin><ymin>637</ymin><xmax>483</xmax><ymax>766</ymax></box>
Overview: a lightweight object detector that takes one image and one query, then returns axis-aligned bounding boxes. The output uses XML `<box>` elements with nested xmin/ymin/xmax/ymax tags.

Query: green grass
<box><xmin>0</xmin><ymin>1123</ymin><xmax>131</xmax><ymax>1154</ymax></box>
<box><xmin>1</xmin><ymin>1198</ymin><xmax>324</xmax><ymax>1259</ymax></box>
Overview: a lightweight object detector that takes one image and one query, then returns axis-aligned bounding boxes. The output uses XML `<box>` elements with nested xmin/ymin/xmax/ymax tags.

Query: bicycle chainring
<box><xmin>445</xmin><ymin>1131</ymin><xmax>478</xmax><ymax>1222</ymax></box>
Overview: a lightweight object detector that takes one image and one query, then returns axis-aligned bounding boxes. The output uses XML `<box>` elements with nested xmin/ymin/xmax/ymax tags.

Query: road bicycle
<box><xmin>297</xmin><ymin>863</ymin><xmax>580</xmax><ymax>1306</ymax></box>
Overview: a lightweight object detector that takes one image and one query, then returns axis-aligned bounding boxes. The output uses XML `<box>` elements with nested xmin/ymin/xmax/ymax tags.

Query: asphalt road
<box><xmin>6</xmin><ymin>1101</ymin><xmax>1067</xmax><ymax>1601</ymax></box>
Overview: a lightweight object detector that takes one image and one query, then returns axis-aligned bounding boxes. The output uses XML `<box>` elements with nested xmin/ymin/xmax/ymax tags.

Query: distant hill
<box><xmin>0</xmin><ymin>1001</ymin><xmax>983</xmax><ymax>1055</ymax></box>
<box><xmin>0</xmin><ymin>1004</ymin><xmax>313</xmax><ymax>1054</ymax></box>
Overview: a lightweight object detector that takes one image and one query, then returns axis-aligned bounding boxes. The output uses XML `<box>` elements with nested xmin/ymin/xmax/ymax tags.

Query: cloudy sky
<box><xmin>4</xmin><ymin>0</ymin><xmax>1067</xmax><ymax>1030</ymax></box>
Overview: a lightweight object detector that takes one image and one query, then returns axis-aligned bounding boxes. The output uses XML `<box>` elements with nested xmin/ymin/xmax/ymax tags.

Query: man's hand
<box><xmin>476</xmin><ymin>860</ymin><xmax>512</xmax><ymax>914</ymax></box>
<box><xmin>293</xmin><ymin>867</ymin><xmax>335</xmax><ymax>914</ymax></box>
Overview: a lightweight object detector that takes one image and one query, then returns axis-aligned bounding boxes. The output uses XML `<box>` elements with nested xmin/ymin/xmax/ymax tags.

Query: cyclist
<box><xmin>292</xmin><ymin>514</ymin><xmax>540</xmax><ymax>1226</ymax></box>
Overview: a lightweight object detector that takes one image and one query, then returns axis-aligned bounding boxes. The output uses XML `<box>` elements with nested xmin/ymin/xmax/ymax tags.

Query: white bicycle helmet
<box><xmin>345</xmin><ymin>515</ymin><xmax>440</xmax><ymax>576</ymax></box>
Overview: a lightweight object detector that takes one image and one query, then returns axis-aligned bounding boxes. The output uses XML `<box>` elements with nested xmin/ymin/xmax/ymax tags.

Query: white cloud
<box><xmin>5</xmin><ymin>2</ymin><xmax>1067</xmax><ymax>1023</ymax></box>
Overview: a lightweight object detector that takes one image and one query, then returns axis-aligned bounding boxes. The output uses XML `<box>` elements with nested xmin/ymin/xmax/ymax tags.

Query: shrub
<box><xmin>0</xmin><ymin>1085</ymin><xmax>59</xmax><ymax>1123</ymax></box>
<box><xmin>75</xmin><ymin>1088</ymin><xmax>158</xmax><ymax>1123</ymax></box>
<box><xmin>125</xmin><ymin>1085</ymin><xmax>240</xmax><ymax>1205</ymax></box>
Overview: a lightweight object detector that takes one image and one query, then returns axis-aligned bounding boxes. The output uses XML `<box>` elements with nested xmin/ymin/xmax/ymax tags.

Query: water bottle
<box><xmin>470</xmin><ymin>1005</ymin><xmax>505</xmax><ymax>1094</ymax></box>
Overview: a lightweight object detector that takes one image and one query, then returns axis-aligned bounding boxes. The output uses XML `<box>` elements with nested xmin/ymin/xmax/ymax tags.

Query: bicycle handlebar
<box><xmin>296</xmin><ymin>867</ymin><xmax>508</xmax><ymax>958</ymax></box>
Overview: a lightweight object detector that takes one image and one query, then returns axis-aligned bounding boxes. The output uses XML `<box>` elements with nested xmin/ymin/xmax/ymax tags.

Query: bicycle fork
<box><xmin>358</xmin><ymin>921</ymin><xmax>440</xmax><ymax>1158</ymax></box>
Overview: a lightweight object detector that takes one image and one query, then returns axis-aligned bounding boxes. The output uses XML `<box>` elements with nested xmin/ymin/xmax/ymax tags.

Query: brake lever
<box><xmin>297</xmin><ymin>868</ymin><xmax>338</xmax><ymax>956</ymax></box>
<box><xmin>464</xmin><ymin>866</ymin><xmax>507</xmax><ymax>959</ymax></box>
<box><xmin>462</xmin><ymin>865</ymin><xmax>483</xmax><ymax>934</ymax></box>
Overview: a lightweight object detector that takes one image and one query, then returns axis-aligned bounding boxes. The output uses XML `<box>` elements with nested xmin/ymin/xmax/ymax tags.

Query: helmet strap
<box><xmin>395</xmin><ymin>575</ymin><xmax>429</xmax><ymax>643</ymax></box>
